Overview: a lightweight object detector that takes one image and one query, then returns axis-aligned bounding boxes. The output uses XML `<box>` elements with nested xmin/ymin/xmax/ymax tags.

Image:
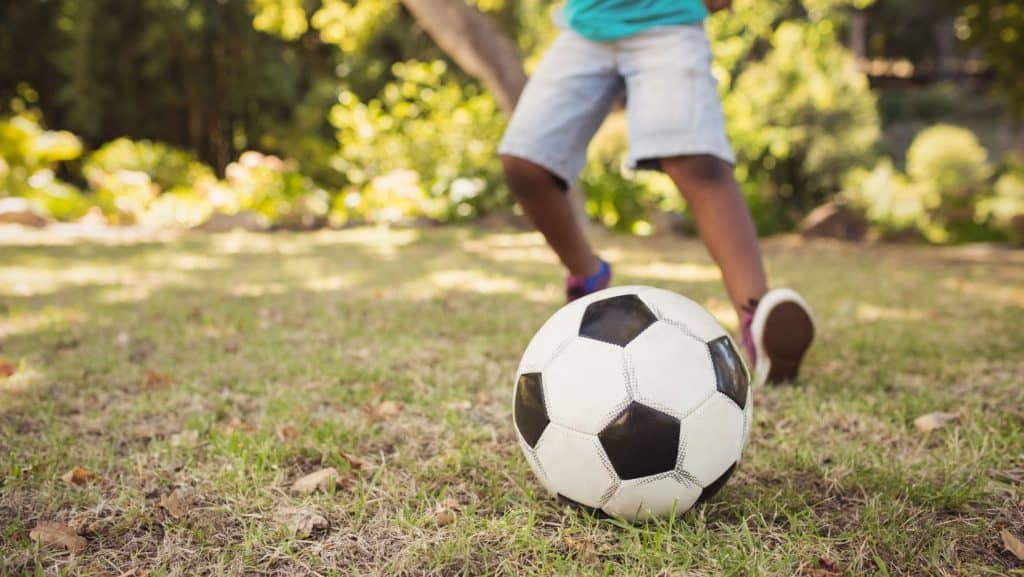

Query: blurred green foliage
<box><xmin>725</xmin><ymin>19</ymin><xmax>880</xmax><ymax>232</ymax></box>
<box><xmin>327</xmin><ymin>60</ymin><xmax>507</xmax><ymax>224</ymax></box>
<box><xmin>86</xmin><ymin>139</ymin><xmax>214</xmax><ymax>192</ymax></box>
<box><xmin>845</xmin><ymin>124</ymin><xmax>1020</xmax><ymax>244</ymax></box>
<box><xmin>0</xmin><ymin>0</ymin><xmax>1021</xmax><ymax>243</ymax></box>
<box><xmin>954</xmin><ymin>0</ymin><xmax>1024</xmax><ymax>121</ymax></box>
<box><xmin>584</xmin><ymin>0</ymin><xmax>881</xmax><ymax>235</ymax></box>
<box><xmin>0</xmin><ymin>109</ymin><xmax>91</xmax><ymax>220</ymax></box>
<box><xmin>977</xmin><ymin>157</ymin><xmax>1024</xmax><ymax>244</ymax></box>
<box><xmin>581</xmin><ymin>113</ymin><xmax>683</xmax><ymax>235</ymax></box>
<box><xmin>877</xmin><ymin>84</ymin><xmax>959</xmax><ymax>127</ymax></box>
<box><xmin>0</xmin><ymin>0</ymin><xmax>338</xmax><ymax>170</ymax></box>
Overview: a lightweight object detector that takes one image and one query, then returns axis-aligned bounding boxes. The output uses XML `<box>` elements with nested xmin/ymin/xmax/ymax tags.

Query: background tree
<box><xmin>1</xmin><ymin>0</ymin><xmax>1021</xmax><ymax>242</ymax></box>
<box><xmin>953</xmin><ymin>0</ymin><xmax>1024</xmax><ymax>123</ymax></box>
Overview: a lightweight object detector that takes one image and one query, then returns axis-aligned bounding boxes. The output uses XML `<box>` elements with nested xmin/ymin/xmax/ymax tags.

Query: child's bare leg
<box><xmin>501</xmin><ymin>155</ymin><xmax>601</xmax><ymax>278</ymax></box>
<box><xmin>659</xmin><ymin>154</ymin><xmax>767</xmax><ymax>317</ymax></box>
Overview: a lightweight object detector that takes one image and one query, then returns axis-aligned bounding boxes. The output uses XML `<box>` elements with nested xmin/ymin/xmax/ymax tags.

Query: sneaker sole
<box><xmin>751</xmin><ymin>289</ymin><xmax>815</xmax><ymax>386</ymax></box>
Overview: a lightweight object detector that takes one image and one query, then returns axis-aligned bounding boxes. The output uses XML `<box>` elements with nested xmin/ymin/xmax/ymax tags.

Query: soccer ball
<box><xmin>513</xmin><ymin>286</ymin><xmax>752</xmax><ymax>521</ymax></box>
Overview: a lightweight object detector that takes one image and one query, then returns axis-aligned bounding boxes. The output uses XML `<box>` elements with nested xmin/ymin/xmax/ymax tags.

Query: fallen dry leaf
<box><xmin>220</xmin><ymin>418</ymin><xmax>256</xmax><ymax>434</ymax></box>
<box><xmin>364</xmin><ymin>400</ymin><xmax>403</xmax><ymax>424</ymax></box>
<box><xmin>798</xmin><ymin>557</ymin><xmax>841</xmax><ymax>576</ymax></box>
<box><xmin>29</xmin><ymin>521</ymin><xmax>87</xmax><ymax>553</ymax></box>
<box><xmin>913</xmin><ymin>411</ymin><xmax>961</xmax><ymax>432</ymax></box>
<box><xmin>340</xmin><ymin>451</ymin><xmax>372</xmax><ymax>471</ymax></box>
<box><xmin>432</xmin><ymin>496</ymin><xmax>461</xmax><ymax>527</ymax></box>
<box><xmin>292</xmin><ymin>467</ymin><xmax>344</xmax><ymax>495</ymax></box>
<box><xmin>159</xmin><ymin>490</ymin><xmax>186</xmax><ymax>519</ymax></box>
<box><xmin>61</xmin><ymin>466</ymin><xmax>94</xmax><ymax>486</ymax></box>
<box><xmin>142</xmin><ymin>369</ymin><xmax>175</xmax><ymax>389</ymax></box>
<box><xmin>0</xmin><ymin>360</ymin><xmax>15</xmax><ymax>378</ymax></box>
<box><xmin>273</xmin><ymin>506</ymin><xmax>327</xmax><ymax>538</ymax></box>
<box><xmin>1002</xmin><ymin>529</ymin><xmax>1024</xmax><ymax>561</ymax></box>
<box><xmin>432</xmin><ymin>507</ymin><xmax>456</xmax><ymax>527</ymax></box>
<box><xmin>277</xmin><ymin>424</ymin><xmax>299</xmax><ymax>441</ymax></box>
<box><xmin>563</xmin><ymin>535</ymin><xmax>597</xmax><ymax>564</ymax></box>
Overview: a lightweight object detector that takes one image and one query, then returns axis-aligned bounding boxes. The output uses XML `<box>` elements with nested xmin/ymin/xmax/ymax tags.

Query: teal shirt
<box><xmin>564</xmin><ymin>0</ymin><xmax>708</xmax><ymax>41</ymax></box>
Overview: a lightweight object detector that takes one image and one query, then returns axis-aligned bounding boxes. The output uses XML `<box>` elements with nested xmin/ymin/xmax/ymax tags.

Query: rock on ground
<box><xmin>798</xmin><ymin>202</ymin><xmax>868</xmax><ymax>242</ymax></box>
<box><xmin>0</xmin><ymin>198</ymin><xmax>50</xmax><ymax>228</ymax></box>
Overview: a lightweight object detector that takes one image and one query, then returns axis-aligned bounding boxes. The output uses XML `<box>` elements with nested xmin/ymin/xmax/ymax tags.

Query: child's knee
<box><xmin>501</xmin><ymin>155</ymin><xmax>568</xmax><ymax>195</ymax></box>
<box><xmin>661</xmin><ymin>154</ymin><xmax>734</xmax><ymax>186</ymax></box>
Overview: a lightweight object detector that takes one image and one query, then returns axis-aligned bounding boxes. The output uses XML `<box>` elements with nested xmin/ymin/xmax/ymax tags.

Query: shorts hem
<box><xmin>627</xmin><ymin>138</ymin><xmax>736</xmax><ymax>170</ymax></box>
<box><xmin>497</xmin><ymin>141</ymin><xmax>580</xmax><ymax>186</ymax></box>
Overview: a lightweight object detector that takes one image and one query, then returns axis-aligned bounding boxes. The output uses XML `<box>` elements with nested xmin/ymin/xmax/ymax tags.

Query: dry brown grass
<box><xmin>1</xmin><ymin>228</ymin><xmax>1022</xmax><ymax>576</ymax></box>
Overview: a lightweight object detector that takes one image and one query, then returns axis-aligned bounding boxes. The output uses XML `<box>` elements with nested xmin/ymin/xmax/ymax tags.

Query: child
<box><xmin>498</xmin><ymin>0</ymin><xmax>815</xmax><ymax>386</ymax></box>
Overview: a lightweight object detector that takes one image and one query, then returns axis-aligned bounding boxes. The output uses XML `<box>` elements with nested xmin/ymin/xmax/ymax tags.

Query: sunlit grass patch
<box><xmin>0</xmin><ymin>228</ymin><xmax>1021</xmax><ymax>576</ymax></box>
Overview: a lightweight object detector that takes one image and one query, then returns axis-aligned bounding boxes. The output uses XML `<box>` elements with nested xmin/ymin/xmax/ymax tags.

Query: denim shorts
<box><xmin>498</xmin><ymin>23</ymin><xmax>735</xmax><ymax>185</ymax></box>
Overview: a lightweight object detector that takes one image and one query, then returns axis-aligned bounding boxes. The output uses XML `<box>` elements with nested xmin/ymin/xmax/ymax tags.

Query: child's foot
<box><xmin>741</xmin><ymin>288</ymin><xmax>815</xmax><ymax>387</ymax></box>
<box><xmin>566</xmin><ymin>259</ymin><xmax>612</xmax><ymax>302</ymax></box>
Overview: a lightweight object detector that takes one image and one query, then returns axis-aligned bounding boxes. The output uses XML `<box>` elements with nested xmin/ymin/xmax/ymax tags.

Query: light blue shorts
<box><xmin>498</xmin><ymin>24</ymin><xmax>735</xmax><ymax>185</ymax></box>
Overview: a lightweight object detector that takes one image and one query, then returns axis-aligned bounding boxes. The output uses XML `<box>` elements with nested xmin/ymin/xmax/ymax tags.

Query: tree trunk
<box><xmin>849</xmin><ymin>10</ymin><xmax>867</xmax><ymax>62</ymax></box>
<box><xmin>933</xmin><ymin>17</ymin><xmax>956</xmax><ymax>82</ymax></box>
<box><xmin>399</xmin><ymin>0</ymin><xmax>526</xmax><ymax>115</ymax></box>
<box><xmin>400</xmin><ymin>0</ymin><xmax>592</xmax><ymax>229</ymax></box>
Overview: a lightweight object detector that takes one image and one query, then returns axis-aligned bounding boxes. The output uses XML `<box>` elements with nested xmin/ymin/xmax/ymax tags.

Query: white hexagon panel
<box><xmin>638</xmin><ymin>287</ymin><xmax>729</xmax><ymax>343</ymax></box>
<box><xmin>517</xmin><ymin>435</ymin><xmax>556</xmax><ymax>496</ymax></box>
<box><xmin>601</xmin><ymin>473</ymin><xmax>702</xmax><ymax>521</ymax></box>
<box><xmin>535</xmin><ymin>424</ymin><xmax>619</xmax><ymax>508</ymax></box>
<box><xmin>516</xmin><ymin>300</ymin><xmax>588</xmax><ymax>375</ymax></box>
<box><xmin>677</xmin><ymin>393</ymin><xmax>745</xmax><ymax>487</ymax></box>
<box><xmin>543</xmin><ymin>337</ymin><xmax>630</xmax><ymax>434</ymax></box>
<box><xmin>626</xmin><ymin>321</ymin><xmax>718</xmax><ymax>418</ymax></box>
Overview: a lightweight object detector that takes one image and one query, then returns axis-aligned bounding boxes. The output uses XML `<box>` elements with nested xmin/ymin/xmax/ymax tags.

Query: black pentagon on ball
<box><xmin>579</xmin><ymin>294</ymin><xmax>657</xmax><ymax>347</ymax></box>
<box><xmin>696</xmin><ymin>462</ymin><xmax>737</xmax><ymax>504</ymax></box>
<box><xmin>708</xmin><ymin>336</ymin><xmax>749</xmax><ymax>408</ymax></box>
<box><xmin>514</xmin><ymin>372</ymin><xmax>549</xmax><ymax>448</ymax></box>
<box><xmin>598</xmin><ymin>402</ymin><xmax>680</xmax><ymax>480</ymax></box>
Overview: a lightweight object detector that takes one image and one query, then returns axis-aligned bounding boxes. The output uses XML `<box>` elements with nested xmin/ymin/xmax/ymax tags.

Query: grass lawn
<box><xmin>1</xmin><ymin>226</ymin><xmax>1022</xmax><ymax>576</ymax></box>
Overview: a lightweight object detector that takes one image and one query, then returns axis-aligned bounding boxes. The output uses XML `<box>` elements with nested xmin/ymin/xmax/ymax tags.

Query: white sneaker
<box><xmin>748</xmin><ymin>288</ymin><xmax>815</xmax><ymax>387</ymax></box>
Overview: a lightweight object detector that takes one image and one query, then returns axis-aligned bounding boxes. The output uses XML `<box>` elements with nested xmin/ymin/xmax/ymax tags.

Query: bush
<box><xmin>85</xmin><ymin>138</ymin><xmax>214</xmax><ymax>192</ymax></box>
<box><xmin>218</xmin><ymin>151</ymin><xmax>329</xmax><ymax>227</ymax></box>
<box><xmin>844</xmin><ymin>159</ymin><xmax>927</xmax><ymax>237</ymax></box>
<box><xmin>581</xmin><ymin>112</ymin><xmax>683</xmax><ymax>235</ymax></box>
<box><xmin>139</xmin><ymin>188</ymin><xmax>215</xmax><ymax>229</ymax></box>
<box><xmin>330</xmin><ymin>168</ymin><xmax>439</xmax><ymax>226</ymax></box>
<box><xmin>576</xmin><ymin>16</ymin><xmax>881</xmax><ymax>236</ymax></box>
<box><xmin>725</xmin><ymin>21</ymin><xmax>880</xmax><ymax>231</ymax></box>
<box><xmin>81</xmin><ymin>141</ymin><xmax>330</xmax><ymax>228</ymax></box>
<box><xmin>328</xmin><ymin>60</ymin><xmax>508</xmax><ymax>223</ymax></box>
<box><xmin>977</xmin><ymin>163</ymin><xmax>1024</xmax><ymax>245</ymax></box>
<box><xmin>0</xmin><ymin>112</ymin><xmax>91</xmax><ymax>220</ymax></box>
<box><xmin>81</xmin><ymin>139</ymin><xmax>216</xmax><ymax>224</ymax></box>
<box><xmin>905</xmin><ymin>124</ymin><xmax>993</xmax><ymax>242</ymax></box>
<box><xmin>845</xmin><ymin>125</ymin><xmax>1010</xmax><ymax>244</ymax></box>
